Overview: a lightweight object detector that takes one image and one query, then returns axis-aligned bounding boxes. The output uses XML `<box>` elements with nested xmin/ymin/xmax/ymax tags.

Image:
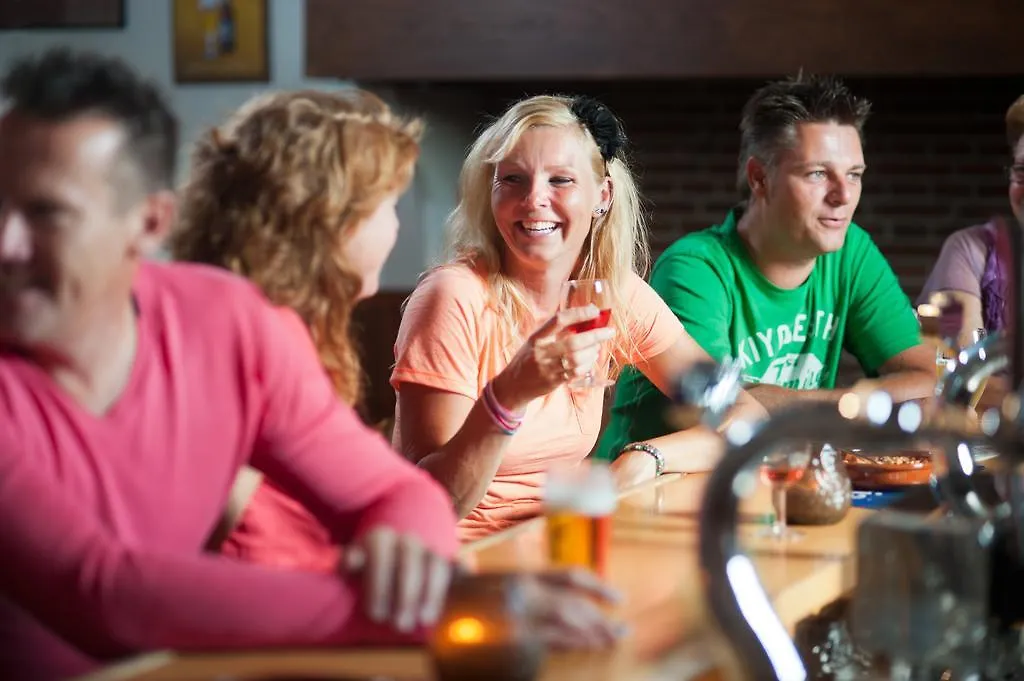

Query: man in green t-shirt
<box><xmin>598</xmin><ymin>75</ymin><xmax>936</xmax><ymax>469</ymax></box>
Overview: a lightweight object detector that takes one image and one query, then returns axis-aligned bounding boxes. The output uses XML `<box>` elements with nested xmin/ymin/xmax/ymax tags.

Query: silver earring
<box><xmin>594</xmin><ymin>207</ymin><xmax>607</xmax><ymax>216</ymax></box>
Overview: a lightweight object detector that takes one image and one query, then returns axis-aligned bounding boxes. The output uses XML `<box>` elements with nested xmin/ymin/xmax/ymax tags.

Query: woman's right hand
<box><xmin>492</xmin><ymin>304</ymin><xmax>615</xmax><ymax>410</ymax></box>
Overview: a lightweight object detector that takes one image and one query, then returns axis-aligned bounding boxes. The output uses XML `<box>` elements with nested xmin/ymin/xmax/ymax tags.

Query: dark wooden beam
<box><xmin>0</xmin><ymin>0</ymin><xmax>124</xmax><ymax>29</ymax></box>
<box><xmin>306</xmin><ymin>0</ymin><xmax>1024</xmax><ymax>80</ymax></box>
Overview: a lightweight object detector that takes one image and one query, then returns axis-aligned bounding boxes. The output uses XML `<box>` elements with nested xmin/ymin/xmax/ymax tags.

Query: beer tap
<box><xmin>930</xmin><ymin>329</ymin><xmax>1010</xmax><ymax>519</ymax></box>
<box><xmin>692</xmin><ymin>214</ymin><xmax>1024</xmax><ymax>680</ymax></box>
<box><xmin>671</xmin><ymin>357</ymin><xmax>744</xmax><ymax>431</ymax></box>
<box><xmin>697</xmin><ymin>397</ymin><xmax>998</xmax><ymax>680</ymax></box>
<box><xmin>930</xmin><ymin>216</ymin><xmax>1024</xmax><ymax>554</ymax></box>
<box><xmin>938</xmin><ymin>330</ymin><xmax>1008</xmax><ymax>409</ymax></box>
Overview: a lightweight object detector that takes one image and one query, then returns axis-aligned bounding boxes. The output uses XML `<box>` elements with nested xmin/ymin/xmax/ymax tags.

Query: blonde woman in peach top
<box><xmin>391</xmin><ymin>95</ymin><xmax>765</xmax><ymax>541</ymax></box>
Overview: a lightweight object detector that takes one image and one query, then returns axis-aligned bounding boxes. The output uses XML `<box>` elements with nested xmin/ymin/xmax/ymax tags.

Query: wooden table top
<box><xmin>78</xmin><ymin>472</ymin><xmax>873</xmax><ymax>681</ymax></box>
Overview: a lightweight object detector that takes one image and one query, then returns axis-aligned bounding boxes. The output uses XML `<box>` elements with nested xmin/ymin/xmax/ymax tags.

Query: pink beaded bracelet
<box><xmin>482</xmin><ymin>381</ymin><xmax>524</xmax><ymax>435</ymax></box>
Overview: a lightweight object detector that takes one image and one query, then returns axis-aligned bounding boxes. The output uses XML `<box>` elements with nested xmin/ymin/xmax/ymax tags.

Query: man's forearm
<box><xmin>746</xmin><ymin>384</ymin><xmax>845</xmax><ymax>414</ymax></box>
<box><xmin>866</xmin><ymin>370</ymin><xmax>936</xmax><ymax>404</ymax></box>
<box><xmin>747</xmin><ymin>369</ymin><xmax>936</xmax><ymax>415</ymax></box>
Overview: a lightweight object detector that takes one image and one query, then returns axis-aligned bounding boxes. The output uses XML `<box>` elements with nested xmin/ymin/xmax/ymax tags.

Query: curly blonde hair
<box><xmin>170</xmin><ymin>88</ymin><xmax>422</xmax><ymax>405</ymax></box>
<box><xmin>445</xmin><ymin>94</ymin><xmax>649</xmax><ymax>377</ymax></box>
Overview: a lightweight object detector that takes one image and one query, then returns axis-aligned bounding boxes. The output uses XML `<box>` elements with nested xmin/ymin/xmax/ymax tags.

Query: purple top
<box><xmin>917</xmin><ymin>220</ymin><xmax>1007</xmax><ymax>333</ymax></box>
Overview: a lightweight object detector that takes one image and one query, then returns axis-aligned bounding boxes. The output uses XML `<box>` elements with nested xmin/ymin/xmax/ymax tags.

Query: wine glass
<box><xmin>758</xmin><ymin>441</ymin><xmax>813</xmax><ymax>541</ymax></box>
<box><xmin>560</xmin><ymin>279</ymin><xmax>614</xmax><ymax>389</ymax></box>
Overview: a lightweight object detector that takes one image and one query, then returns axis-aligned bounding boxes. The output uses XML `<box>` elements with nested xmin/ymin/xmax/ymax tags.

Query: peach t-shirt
<box><xmin>390</xmin><ymin>264</ymin><xmax>685</xmax><ymax>542</ymax></box>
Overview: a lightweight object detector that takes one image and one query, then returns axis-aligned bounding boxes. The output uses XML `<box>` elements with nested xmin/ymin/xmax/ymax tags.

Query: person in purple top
<box><xmin>918</xmin><ymin>95</ymin><xmax>1024</xmax><ymax>346</ymax></box>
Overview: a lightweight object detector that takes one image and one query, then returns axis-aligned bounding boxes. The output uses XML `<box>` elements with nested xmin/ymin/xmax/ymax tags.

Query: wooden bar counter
<box><xmin>79</xmin><ymin>472</ymin><xmax>872</xmax><ymax>681</ymax></box>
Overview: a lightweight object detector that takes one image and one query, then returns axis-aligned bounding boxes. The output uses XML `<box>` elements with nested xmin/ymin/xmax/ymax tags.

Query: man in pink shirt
<box><xmin>0</xmin><ymin>49</ymin><xmax>465</xmax><ymax>680</ymax></box>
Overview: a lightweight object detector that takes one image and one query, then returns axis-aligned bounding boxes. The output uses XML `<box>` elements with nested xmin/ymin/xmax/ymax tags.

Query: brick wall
<box><xmin>358</xmin><ymin>77</ymin><xmax>1022</xmax><ymax>422</ymax></box>
<box><xmin>449</xmin><ymin>76</ymin><xmax>1023</xmax><ymax>298</ymax></box>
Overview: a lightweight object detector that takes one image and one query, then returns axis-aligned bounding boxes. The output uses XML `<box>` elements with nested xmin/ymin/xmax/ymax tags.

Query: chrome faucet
<box><xmin>693</xmin><ymin>215</ymin><xmax>1024</xmax><ymax>680</ymax></box>
<box><xmin>937</xmin><ymin>329</ymin><xmax>1008</xmax><ymax>408</ymax></box>
<box><xmin>671</xmin><ymin>357</ymin><xmax>744</xmax><ymax>431</ymax></box>
<box><xmin>931</xmin><ymin>329</ymin><xmax>1012</xmax><ymax>519</ymax></box>
<box><xmin>698</xmin><ymin>396</ymin><xmax>1002</xmax><ymax>680</ymax></box>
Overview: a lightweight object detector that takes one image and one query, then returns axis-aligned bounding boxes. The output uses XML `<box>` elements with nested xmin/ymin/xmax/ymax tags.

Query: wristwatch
<box><xmin>619</xmin><ymin>442</ymin><xmax>665</xmax><ymax>477</ymax></box>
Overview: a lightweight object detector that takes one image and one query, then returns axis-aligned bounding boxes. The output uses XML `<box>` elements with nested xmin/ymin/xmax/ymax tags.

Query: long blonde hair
<box><xmin>171</xmin><ymin>89</ymin><xmax>422</xmax><ymax>405</ymax></box>
<box><xmin>445</xmin><ymin>95</ymin><xmax>649</xmax><ymax>376</ymax></box>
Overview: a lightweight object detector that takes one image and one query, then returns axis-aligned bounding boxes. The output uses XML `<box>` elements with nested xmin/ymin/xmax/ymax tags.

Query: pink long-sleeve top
<box><xmin>0</xmin><ymin>261</ymin><xmax>458</xmax><ymax>680</ymax></box>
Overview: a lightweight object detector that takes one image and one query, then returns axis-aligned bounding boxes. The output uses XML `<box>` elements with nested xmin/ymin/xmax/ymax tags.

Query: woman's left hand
<box><xmin>609</xmin><ymin>450</ymin><xmax>658</xmax><ymax>491</ymax></box>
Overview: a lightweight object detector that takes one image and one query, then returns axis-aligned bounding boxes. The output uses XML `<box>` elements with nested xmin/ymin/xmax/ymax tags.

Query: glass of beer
<box><xmin>543</xmin><ymin>460</ymin><xmax>617</xmax><ymax>577</ymax></box>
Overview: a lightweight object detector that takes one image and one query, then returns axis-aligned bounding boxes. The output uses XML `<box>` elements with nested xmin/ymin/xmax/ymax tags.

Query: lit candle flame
<box><xmin>447</xmin><ymin>616</ymin><xmax>486</xmax><ymax>644</ymax></box>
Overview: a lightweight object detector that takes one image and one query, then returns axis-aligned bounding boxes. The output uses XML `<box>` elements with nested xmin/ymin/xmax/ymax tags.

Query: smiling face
<box><xmin>490</xmin><ymin>125</ymin><xmax>610</xmax><ymax>277</ymax></box>
<box><xmin>752</xmin><ymin>121</ymin><xmax>866</xmax><ymax>259</ymax></box>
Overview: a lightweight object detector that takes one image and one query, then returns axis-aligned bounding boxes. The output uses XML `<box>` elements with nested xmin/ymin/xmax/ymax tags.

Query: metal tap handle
<box><xmin>937</xmin><ymin>331</ymin><xmax>1008</xmax><ymax>408</ymax></box>
<box><xmin>672</xmin><ymin>358</ymin><xmax>743</xmax><ymax>431</ymax></box>
<box><xmin>932</xmin><ymin>331</ymin><xmax>1009</xmax><ymax>518</ymax></box>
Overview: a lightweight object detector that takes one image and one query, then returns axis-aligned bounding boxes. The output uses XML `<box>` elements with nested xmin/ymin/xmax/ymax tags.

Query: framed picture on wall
<box><xmin>172</xmin><ymin>0</ymin><xmax>269</xmax><ymax>83</ymax></box>
<box><xmin>0</xmin><ymin>0</ymin><xmax>126</xmax><ymax>29</ymax></box>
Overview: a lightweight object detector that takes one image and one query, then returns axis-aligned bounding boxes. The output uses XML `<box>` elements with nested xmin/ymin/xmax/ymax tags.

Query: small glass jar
<box><xmin>786</xmin><ymin>443</ymin><xmax>852</xmax><ymax>525</ymax></box>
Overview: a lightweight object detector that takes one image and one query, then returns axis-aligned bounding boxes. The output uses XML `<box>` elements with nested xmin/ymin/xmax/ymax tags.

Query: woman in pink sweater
<box><xmin>172</xmin><ymin>88</ymin><xmax>421</xmax><ymax>573</ymax></box>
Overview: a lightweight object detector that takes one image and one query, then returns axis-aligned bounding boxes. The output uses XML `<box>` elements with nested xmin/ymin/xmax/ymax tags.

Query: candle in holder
<box><xmin>429</xmin><ymin>573</ymin><xmax>545</xmax><ymax>681</ymax></box>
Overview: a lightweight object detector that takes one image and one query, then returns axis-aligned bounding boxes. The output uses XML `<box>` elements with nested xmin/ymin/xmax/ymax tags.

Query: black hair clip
<box><xmin>570</xmin><ymin>96</ymin><xmax>628</xmax><ymax>163</ymax></box>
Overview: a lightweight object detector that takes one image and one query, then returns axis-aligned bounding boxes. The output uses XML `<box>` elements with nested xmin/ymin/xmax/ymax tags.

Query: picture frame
<box><xmin>0</xmin><ymin>0</ymin><xmax>126</xmax><ymax>30</ymax></box>
<box><xmin>172</xmin><ymin>0</ymin><xmax>269</xmax><ymax>83</ymax></box>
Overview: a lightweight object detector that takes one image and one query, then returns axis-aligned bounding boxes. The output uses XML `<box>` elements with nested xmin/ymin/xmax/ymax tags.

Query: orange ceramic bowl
<box><xmin>842</xmin><ymin>450</ymin><xmax>933</xmax><ymax>490</ymax></box>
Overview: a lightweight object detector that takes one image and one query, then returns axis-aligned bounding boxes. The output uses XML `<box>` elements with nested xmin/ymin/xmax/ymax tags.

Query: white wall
<box><xmin>0</xmin><ymin>0</ymin><xmax>470</xmax><ymax>288</ymax></box>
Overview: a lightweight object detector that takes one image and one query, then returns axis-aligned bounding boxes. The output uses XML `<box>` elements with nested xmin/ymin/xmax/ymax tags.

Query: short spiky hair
<box><xmin>1</xmin><ymin>48</ymin><xmax>178</xmax><ymax>194</ymax></box>
<box><xmin>736</xmin><ymin>74</ymin><xmax>872</xmax><ymax>198</ymax></box>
